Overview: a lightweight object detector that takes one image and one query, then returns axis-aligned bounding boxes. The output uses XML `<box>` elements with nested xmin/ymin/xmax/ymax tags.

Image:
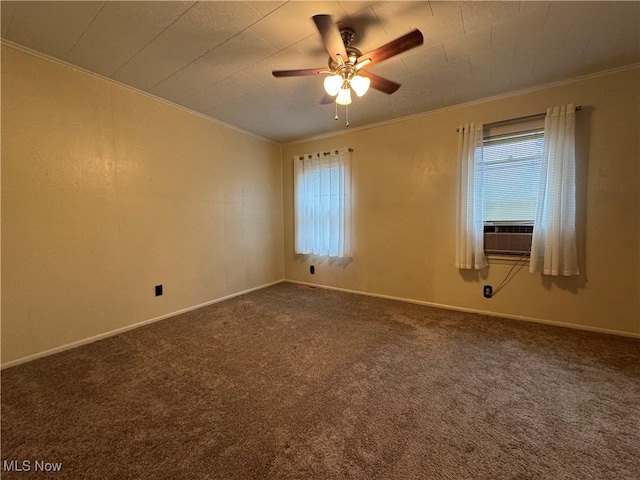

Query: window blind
<box><xmin>481</xmin><ymin>128</ymin><xmax>544</xmax><ymax>223</ymax></box>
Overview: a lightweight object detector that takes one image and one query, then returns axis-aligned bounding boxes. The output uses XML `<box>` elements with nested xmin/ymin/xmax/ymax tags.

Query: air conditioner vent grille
<box><xmin>484</xmin><ymin>225</ymin><xmax>534</xmax><ymax>234</ymax></box>
<box><xmin>484</xmin><ymin>224</ymin><xmax>533</xmax><ymax>256</ymax></box>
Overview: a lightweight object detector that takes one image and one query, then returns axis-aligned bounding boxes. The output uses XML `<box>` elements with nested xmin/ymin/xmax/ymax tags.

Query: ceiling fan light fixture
<box><xmin>324</xmin><ymin>74</ymin><xmax>342</xmax><ymax>96</ymax></box>
<box><xmin>351</xmin><ymin>75</ymin><xmax>370</xmax><ymax>97</ymax></box>
<box><xmin>336</xmin><ymin>86</ymin><xmax>352</xmax><ymax>105</ymax></box>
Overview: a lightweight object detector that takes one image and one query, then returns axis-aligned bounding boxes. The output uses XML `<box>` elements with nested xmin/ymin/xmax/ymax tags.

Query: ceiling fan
<box><xmin>272</xmin><ymin>14</ymin><xmax>424</xmax><ymax>124</ymax></box>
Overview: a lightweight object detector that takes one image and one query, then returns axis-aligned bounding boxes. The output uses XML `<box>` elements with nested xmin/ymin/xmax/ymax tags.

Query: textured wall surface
<box><xmin>2</xmin><ymin>44</ymin><xmax>638</xmax><ymax>366</ymax></box>
<box><xmin>1</xmin><ymin>45</ymin><xmax>284</xmax><ymax>365</ymax></box>
<box><xmin>282</xmin><ymin>66</ymin><xmax>640</xmax><ymax>336</ymax></box>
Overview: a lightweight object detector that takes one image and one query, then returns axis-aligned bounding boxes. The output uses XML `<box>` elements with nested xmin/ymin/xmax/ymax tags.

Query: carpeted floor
<box><xmin>2</xmin><ymin>282</ymin><xmax>639</xmax><ymax>479</ymax></box>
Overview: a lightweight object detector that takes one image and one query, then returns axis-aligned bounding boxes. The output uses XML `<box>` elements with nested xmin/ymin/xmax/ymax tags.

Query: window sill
<box><xmin>486</xmin><ymin>254</ymin><xmax>530</xmax><ymax>265</ymax></box>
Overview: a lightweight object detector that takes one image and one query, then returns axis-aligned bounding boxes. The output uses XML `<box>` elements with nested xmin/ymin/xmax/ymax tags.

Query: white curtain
<box><xmin>455</xmin><ymin>123</ymin><xmax>487</xmax><ymax>270</ymax></box>
<box><xmin>530</xmin><ymin>104</ymin><xmax>579</xmax><ymax>276</ymax></box>
<box><xmin>294</xmin><ymin>148</ymin><xmax>352</xmax><ymax>257</ymax></box>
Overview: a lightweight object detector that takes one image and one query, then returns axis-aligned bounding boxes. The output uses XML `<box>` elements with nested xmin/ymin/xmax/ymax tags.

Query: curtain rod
<box><xmin>298</xmin><ymin>147</ymin><xmax>353</xmax><ymax>160</ymax></box>
<box><xmin>456</xmin><ymin>105</ymin><xmax>582</xmax><ymax>132</ymax></box>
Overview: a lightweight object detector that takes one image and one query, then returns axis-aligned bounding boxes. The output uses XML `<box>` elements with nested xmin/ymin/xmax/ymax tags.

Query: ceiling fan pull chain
<box><xmin>345</xmin><ymin>104</ymin><xmax>350</xmax><ymax>127</ymax></box>
<box><xmin>335</xmin><ymin>101</ymin><xmax>339</xmax><ymax>121</ymax></box>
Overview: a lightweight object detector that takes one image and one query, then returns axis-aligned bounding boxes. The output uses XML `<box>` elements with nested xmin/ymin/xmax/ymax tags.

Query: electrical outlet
<box><xmin>155</xmin><ymin>285</ymin><xmax>163</xmax><ymax>296</ymax></box>
<box><xmin>483</xmin><ymin>285</ymin><xmax>493</xmax><ymax>298</ymax></box>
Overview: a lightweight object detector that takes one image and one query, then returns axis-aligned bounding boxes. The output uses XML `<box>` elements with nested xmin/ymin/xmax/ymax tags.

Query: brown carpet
<box><xmin>2</xmin><ymin>282</ymin><xmax>639</xmax><ymax>479</ymax></box>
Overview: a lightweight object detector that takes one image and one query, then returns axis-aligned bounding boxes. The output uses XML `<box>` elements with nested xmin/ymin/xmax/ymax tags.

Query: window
<box><xmin>293</xmin><ymin>149</ymin><xmax>352</xmax><ymax>257</ymax></box>
<box><xmin>456</xmin><ymin>104</ymin><xmax>579</xmax><ymax>275</ymax></box>
<box><xmin>481</xmin><ymin>118</ymin><xmax>544</xmax><ymax>256</ymax></box>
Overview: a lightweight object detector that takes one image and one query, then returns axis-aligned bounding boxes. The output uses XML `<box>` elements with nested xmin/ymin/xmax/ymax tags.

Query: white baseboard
<box><xmin>4</xmin><ymin>278</ymin><xmax>637</xmax><ymax>370</ymax></box>
<box><xmin>1</xmin><ymin>280</ymin><xmax>285</xmax><ymax>370</ymax></box>
<box><xmin>285</xmin><ymin>280</ymin><xmax>640</xmax><ymax>340</ymax></box>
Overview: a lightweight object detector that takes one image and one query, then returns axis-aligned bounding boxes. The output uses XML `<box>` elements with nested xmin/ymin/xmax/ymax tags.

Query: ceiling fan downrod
<box><xmin>340</xmin><ymin>27</ymin><xmax>355</xmax><ymax>47</ymax></box>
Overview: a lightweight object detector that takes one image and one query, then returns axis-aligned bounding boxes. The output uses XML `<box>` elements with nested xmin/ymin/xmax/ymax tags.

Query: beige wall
<box><xmin>283</xmin><ymin>66</ymin><xmax>640</xmax><ymax>336</ymax></box>
<box><xmin>2</xmin><ymin>43</ymin><xmax>638</xmax><ymax>368</ymax></box>
<box><xmin>1</xmin><ymin>45</ymin><xmax>283</xmax><ymax>365</ymax></box>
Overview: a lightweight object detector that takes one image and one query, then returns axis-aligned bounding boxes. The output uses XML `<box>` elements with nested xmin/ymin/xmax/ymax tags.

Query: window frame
<box><xmin>481</xmin><ymin>117</ymin><xmax>545</xmax><ymax>259</ymax></box>
<box><xmin>293</xmin><ymin>149</ymin><xmax>352</xmax><ymax>258</ymax></box>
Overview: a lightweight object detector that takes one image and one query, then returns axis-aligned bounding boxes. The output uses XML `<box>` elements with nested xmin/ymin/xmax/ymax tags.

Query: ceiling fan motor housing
<box><xmin>328</xmin><ymin>46</ymin><xmax>363</xmax><ymax>70</ymax></box>
<box><xmin>328</xmin><ymin>27</ymin><xmax>362</xmax><ymax>70</ymax></box>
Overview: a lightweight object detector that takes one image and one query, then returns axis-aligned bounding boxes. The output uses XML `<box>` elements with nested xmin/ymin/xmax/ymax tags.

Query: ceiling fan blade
<box><xmin>272</xmin><ymin>68</ymin><xmax>329</xmax><ymax>77</ymax></box>
<box><xmin>359</xmin><ymin>71</ymin><xmax>401</xmax><ymax>94</ymax></box>
<box><xmin>358</xmin><ymin>29</ymin><xmax>423</xmax><ymax>67</ymax></box>
<box><xmin>313</xmin><ymin>14</ymin><xmax>348</xmax><ymax>63</ymax></box>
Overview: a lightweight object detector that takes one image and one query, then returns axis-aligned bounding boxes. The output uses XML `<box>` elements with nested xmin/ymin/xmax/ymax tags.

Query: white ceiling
<box><xmin>2</xmin><ymin>1</ymin><xmax>639</xmax><ymax>144</ymax></box>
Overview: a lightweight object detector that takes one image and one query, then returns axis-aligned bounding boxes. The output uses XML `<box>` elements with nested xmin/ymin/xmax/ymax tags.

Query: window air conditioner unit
<box><xmin>483</xmin><ymin>224</ymin><xmax>533</xmax><ymax>256</ymax></box>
